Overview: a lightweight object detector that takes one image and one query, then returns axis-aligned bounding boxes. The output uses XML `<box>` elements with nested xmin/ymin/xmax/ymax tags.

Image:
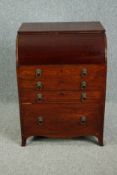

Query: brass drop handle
<box><xmin>36</xmin><ymin>69</ymin><xmax>42</xmax><ymax>77</ymax></box>
<box><xmin>80</xmin><ymin>116</ymin><xmax>87</xmax><ymax>125</ymax></box>
<box><xmin>37</xmin><ymin>93</ymin><xmax>43</xmax><ymax>101</ymax></box>
<box><xmin>37</xmin><ymin>116</ymin><xmax>43</xmax><ymax>125</ymax></box>
<box><xmin>81</xmin><ymin>81</ymin><xmax>87</xmax><ymax>90</ymax></box>
<box><xmin>36</xmin><ymin>81</ymin><xmax>43</xmax><ymax>89</ymax></box>
<box><xmin>81</xmin><ymin>68</ymin><xmax>87</xmax><ymax>77</ymax></box>
<box><xmin>80</xmin><ymin>92</ymin><xmax>87</xmax><ymax>102</ymax></box>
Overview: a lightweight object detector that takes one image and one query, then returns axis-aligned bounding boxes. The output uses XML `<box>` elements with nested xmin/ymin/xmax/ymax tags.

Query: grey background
<box><xmin>0</xmin><ymin>1</ymin><xmax>117</xmax><ymax>175</ymax></box>
<box><xmin>0</xmin><ymin>0</ymin><xmax>117</xmax><ymax>103</ymax></box>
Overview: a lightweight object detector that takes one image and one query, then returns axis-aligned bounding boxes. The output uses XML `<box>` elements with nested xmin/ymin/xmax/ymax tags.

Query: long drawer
<box><xmin>21</xmin><ymin>104</ymin><xmax>100</xmax><ymax>137</ymax></box>
<box><xmin>20</xmin><ymin>89</ymin><xmax>103</xmax><ymax>104</ymax></box>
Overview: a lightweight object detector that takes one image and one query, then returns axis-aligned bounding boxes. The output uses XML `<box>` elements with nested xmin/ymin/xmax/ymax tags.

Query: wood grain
<box><xmin>18</xmin><ymin>64</ymin><xmax>106</xmax><ymax>90</ymax></box>
<box><xmin>17</xmin><ymin>33</ymin><xmax>106</xmax><ymax>65</ymax></box>
<box><xmin>21</xmin><ymin>103</ymin><xmax>100</xmax><ymax>138</ymax></box>
<box><xmin>20</xmin><ymin>89</ymin><xmax>103</xmax><ymax>104</ymax></box>
<box><xmin>16</xmin><ymin>22</ymin><xmax>107</xmax><ymax>146</ymax></box>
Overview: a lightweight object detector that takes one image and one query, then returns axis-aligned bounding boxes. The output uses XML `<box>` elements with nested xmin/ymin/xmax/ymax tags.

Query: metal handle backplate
<box><xmin>80</xmin><ymin>92</ymin><xmax>87</xmax><ymax>102</ymax></box>
<box><xmin>81</xmin><ymin>68</ymin><xmax>88</xmax><ymax>77</ymax></box>
<box><xmin>37</xmin><ymin>116</ymin><xmax>43</xmax><ymax>125</ymax></box>
<box><xmin>37</xmin><ymin>93</ymin><xmax>43</xmax><ymax>101</ymax></box>
<box><xmin>81</xmin><ymin>81</ymin><xmax>87</xmax><ymax>90</ymax></box>
<box><xmin>80</xmin><ymin>116</ymin><xmax>87</xmax><ymax>125</ymax></box>
<box><xmin>36</xmin><ymin>69</ymin><xmax>42</xmax><ymax>77</ymax></box>
<box><xmin>36</xmin><ymin>81</ymin><xmax>43</xmax><ymax>89</ymax></box>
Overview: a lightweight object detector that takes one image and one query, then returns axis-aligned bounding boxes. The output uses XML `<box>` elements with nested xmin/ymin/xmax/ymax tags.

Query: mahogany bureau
<box><xmin>16</xmin><ymin>22</ymin><xmax>107</xmax><ymax>146</ymax></box>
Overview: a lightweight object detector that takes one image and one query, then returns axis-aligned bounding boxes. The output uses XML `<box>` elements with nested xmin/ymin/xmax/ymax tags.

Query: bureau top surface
<box><xmin>18</xmin><ymin>22</ymin><xmax>105</xmax><ymax>34</ymax></box>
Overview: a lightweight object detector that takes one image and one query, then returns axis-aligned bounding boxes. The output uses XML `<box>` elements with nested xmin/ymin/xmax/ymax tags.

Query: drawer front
<box><xmin>21</xmin><ymin>104</ymin><xmax>100</xmax><ymax>137</ymax></box>
<box><xmin>20</xmin><ymin>90</ymin><xmax>103</xmax><ymax>104</ymax></box>
<box><xmin>18</xmin><ymin>64</ymin><xmax>106</xmax><ymax>90</ymax></box>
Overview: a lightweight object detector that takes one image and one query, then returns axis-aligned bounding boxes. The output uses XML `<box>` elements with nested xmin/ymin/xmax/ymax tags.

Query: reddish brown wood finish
<box><xmin>20</xmin><ymin>89</ymin><xmax>103</xmax><ymax>104</ymax></box>
<box><xmin>21</xmin><ymin>104</ymin><xmax>100</xmax><ymax>137</ymax></box>
<box><xmin>18</xmin><ymin>34</ymin><xmax>105</xmax><ymax>65</ymax></box>
<box><xmin>16</xmin><ymin>22</ymin><xmax>107</xmax><ymax>146</ymax></box>
<box><xmin>18</xmin><ymin>65</ymin><xmax>106</xmax><ymax>90</ymax></box>
<box><xmin>17</xmin><ymin>22</ymin><xmax>106</xmax><ymax>65</ymax></box>
<box><xmin>18</xmin><ymin>22</ymin><xmax>105</xmax><ymax>33</ymax></box>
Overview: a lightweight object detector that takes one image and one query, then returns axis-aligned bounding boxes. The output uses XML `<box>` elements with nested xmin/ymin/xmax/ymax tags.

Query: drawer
<box><xmin>20</xmin><ymin>90</ymin><xmax>103</xmax><ymax>104</ymax></box>
<box><xmin>21</xmin><ymin>104</ymin><xmax>100</xmax><ymax>137</ymax></box>
<box><xmin>18</xmin><ymin>64</ymin><xmax>106</xmax><ymax>90</ymax></box>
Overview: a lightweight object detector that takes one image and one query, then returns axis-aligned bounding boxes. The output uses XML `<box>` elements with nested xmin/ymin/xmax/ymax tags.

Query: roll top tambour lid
<box><xmin>17</xmin><ymin>22</ymin><xmax>106</xmax><ymax>65</ymax></box>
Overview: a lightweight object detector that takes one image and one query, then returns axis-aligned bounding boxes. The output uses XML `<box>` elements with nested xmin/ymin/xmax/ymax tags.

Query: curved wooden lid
<box><xmin>17</xmin><ymin>22</ymin><xmax>106</xmax><ymax>65</ymax></box>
